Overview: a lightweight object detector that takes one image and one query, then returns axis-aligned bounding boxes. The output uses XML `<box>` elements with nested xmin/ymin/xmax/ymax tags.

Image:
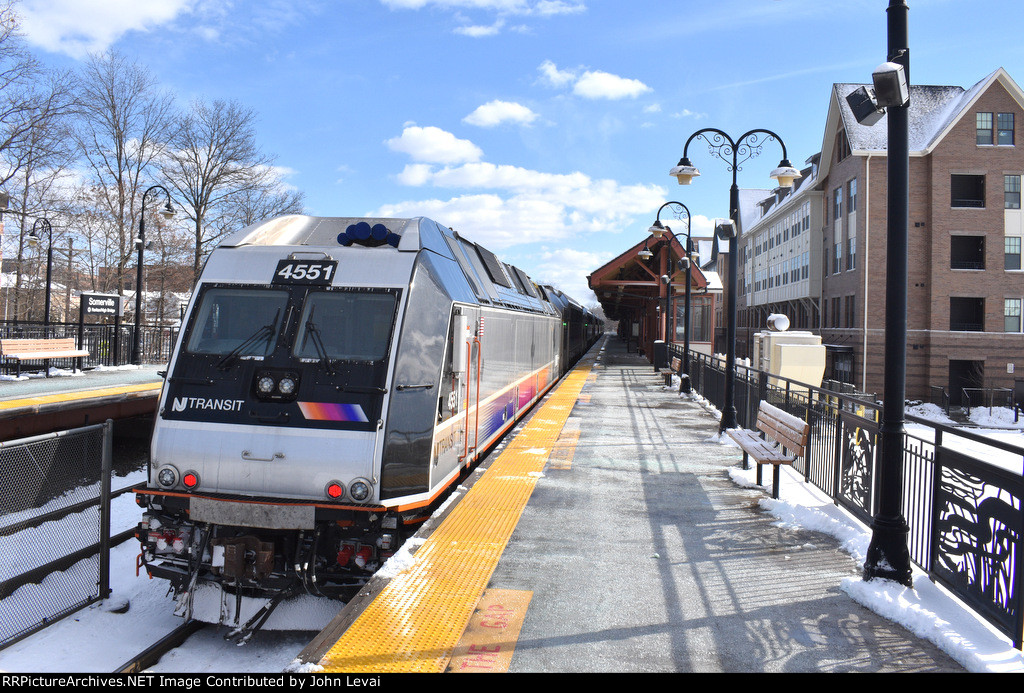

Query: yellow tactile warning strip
<box><xmin>0</xmin><ymin>382</ymin><xmax>162</xmax><ymax>411</ymax></box>
<box><xmin>447</xmin><ymin>589</ymin><xmax>533</xmax><ymax>673</ymax></box>
<box><xmin>318</xmin><ymin>360</ymin><xmax>593</xmax><ymax>673</ymax></box>
<box><xmin>548</xmin><ymin>428</ymin><xmax>580</xmax><ymax>470</ymax></box>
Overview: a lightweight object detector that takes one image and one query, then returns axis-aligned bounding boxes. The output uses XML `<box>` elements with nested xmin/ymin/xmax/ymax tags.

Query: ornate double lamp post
<box><xmin>670</xmin><ymin>129</ymin><xmax>800</xmax><ymax>432</ymax></box>
<box><xmin>648</xmin><ymin>201</ymin><xmax>695</xmax><ymax>392</ymax></box>
<box><xmin>132</xmin><ymin>185</ymin><xmax>175</xmax><ymax>366</ymax></box>
<box><xmin>28</xmin><ymin>217</ymin><xmax>53</xmax><ymax>334</ymax></box>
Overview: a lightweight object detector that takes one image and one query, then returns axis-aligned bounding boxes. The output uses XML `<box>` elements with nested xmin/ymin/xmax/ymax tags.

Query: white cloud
<box><xmin>532</xmin><ymin>1</ymin><xmax>585</xmax><ymax>17</ymax></box>
<box><xmin>19</xmin><ymin>0</ymin><xmax>195</xmax><ymax>58</ymax></box>
<box><xmin>385</xmin><ymin>125</ymin><xmax>483</xmax><ymax>165</ymax></box>
<box><xmin>463</xmin><ymin>100</ymin><xmax>539</xmax><ymax>127</ymax></box>
<box><xmin>538</xmin><ymin>61</ymin><xmax>651</xmax><ymax>100</ymax></box>
<box><xmin>538</xmin><ymin>60</ymin><xmax>576</xmax><ymax>88</ymax></box>
<box><xmin>454</xmin><ymin>20</ymin><xmax>505</xmax><ymax>37</ymax></box>
<box><xmin>573</xmin><ymin>70</ymin><xmax>651</xmax><ymax>100</ymax></box>
<box><xmin>377</xmin><ymin>159</ymin><xmax>665</xmax><ymax>250</ymax></box>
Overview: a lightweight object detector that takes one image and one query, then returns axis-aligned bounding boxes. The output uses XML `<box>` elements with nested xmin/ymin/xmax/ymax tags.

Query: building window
<box><xmin>998</xmin><ymin>113</ymin><xmax>1015</xmax><ymax>146</ymax></box>
<box><xmin>977</xmin><ymin>112</ymin><xmax>994</xmax><ymax>145</ymax></box>
<box><xmin>1006</xmin><ymin>236</ymin><xmax>1022</xmax><ymax>270</ymax></box>
<box><xmin>848</xmin><ymin>178</ymin><xmax>857</xmax><ymax>213</ymax></box>
<box><xmin>1006</xmin><ymin>299</ymin><xmax>1022</xmax><ymax>332</ymax></box>
<box><xmin>831</xmin><ymin>297</ymin><xmax>841</xmax><ymax>328</ymax></box>
<box><xmin>1007</xmin><ymin>175</ymin><xmax>1021</xmax><ymax>209</ymax></box>
<box><xmin>844</xmin><ymin>295</ymin><xmax>855</xmax><ymax>328</ymax></box>
<box><xmin>833</xmin><ymin>187</ymin><xmax>842</xmax><ymax>220</ymax></box>
<box><xmin>951</xmin><ymin>174</ymin><xmax>986</xmax><ymax>208</ymax></box>
<box><xmin>836</xmin><ymin>130</ymin><xmax>852</xmax><ymax>161</ymax></box>
<box><xmin>950</xmin><ymin>297</ymin><xmax>985</xmax><ymax>331</ymax></box>
<box><xmin>951</xmin><ymin>236</ymin><xmax>985</xmax><ymax>270</ymax></box>
<box><xmin>847</xmin><ymin>236</ymin><xmax>856</xmax><ymax>271</ymax></box>
<box><xmin>833</xmin><ymin>242</ymin><xmax>842</xmax><ymax>274</ymax></box>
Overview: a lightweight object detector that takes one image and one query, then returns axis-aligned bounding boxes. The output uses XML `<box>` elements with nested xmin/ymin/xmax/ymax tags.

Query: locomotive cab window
<box><xmin>185</xmin><ymin>288</ymin><xmax>288</xmax><ymax>356</ymax></box>
<box><xmin>293</xmin><ymin>290</ymin><xmax>398</xmax><ymax>362</ymax></box>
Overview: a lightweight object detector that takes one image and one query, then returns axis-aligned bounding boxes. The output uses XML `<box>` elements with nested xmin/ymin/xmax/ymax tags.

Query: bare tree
<box><xmin>222</xmin><ymin>171</ymin><xmax>306</xmax><ymax>229</ymax></box>
<box><xmin>161</xmin><ymin>98</ymin><xmax>277</xmax><ymax>284</ymax></box>
<box><xmin>4</xmin><ymin>68</ymin><xmax>78</xmax><ymax>322</ymax></box>
<box><xmin>73</xmin><ymin>50</ymin><xmax>177</xmax><ymax>299</ymax></box>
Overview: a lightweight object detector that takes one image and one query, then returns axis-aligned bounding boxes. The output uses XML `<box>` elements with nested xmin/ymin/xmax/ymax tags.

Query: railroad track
<box><xmin>115</xmin><ymin>620</ymin><xmax>207</xmax><ymax>673</ymax></box>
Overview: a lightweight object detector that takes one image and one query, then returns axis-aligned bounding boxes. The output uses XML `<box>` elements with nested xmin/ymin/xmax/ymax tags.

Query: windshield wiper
<box><xmin>302</xmin><ymin>306</ymin><xmax>336</xmax><ymax>376</ymax></box>
<box><xmin>216</xmin><ymin>309</ymin><xmax>281</xmax><ymax>370</ymax></box>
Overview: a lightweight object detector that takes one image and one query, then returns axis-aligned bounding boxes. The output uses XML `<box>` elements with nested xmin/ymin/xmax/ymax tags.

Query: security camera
<box><xmin>872</xmin><ymin>61</ymin><xmax>909</xmax><ymax>108</ymax></box>
<box><xmin>846</xmin><ymin>86</ymin><xmax>885</xmax><ymax>126</ymax></box>
<box><xmin>715</xmin><ymin>219</ymin><xmax>736</xmax><ymax>239</ymax></box>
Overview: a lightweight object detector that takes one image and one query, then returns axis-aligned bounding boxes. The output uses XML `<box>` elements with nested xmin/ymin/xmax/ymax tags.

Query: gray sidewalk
<box><xmin>489</xmin><ymin>336</ymin><xmax>963</xmax><ymax>673</ymax></box>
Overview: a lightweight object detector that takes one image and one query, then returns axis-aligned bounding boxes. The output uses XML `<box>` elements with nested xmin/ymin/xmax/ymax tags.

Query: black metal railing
<box><xmin>1</xmin><ymin>321</ymin><xmax>178</xmax><ymax>370</ymax></box>
<box><xmin>667</xmin><ymin>342</ymin><xmax>1024</xmax><ymax>649</ymax></box>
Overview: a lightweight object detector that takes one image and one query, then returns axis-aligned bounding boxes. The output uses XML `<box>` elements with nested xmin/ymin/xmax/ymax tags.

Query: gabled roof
<box><xmin>819</xmin><ymin>68</ymin><xmax>1024</xmax><ymax>179</ymax></box>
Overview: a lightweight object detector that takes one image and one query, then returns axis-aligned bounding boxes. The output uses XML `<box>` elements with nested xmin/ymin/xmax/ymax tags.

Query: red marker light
<box><xmin>182</xmin><ymin>473</ymin><xmax>198</xmax><ymax>489</ymax></box>
<box><xmin>327</xmin><ymin>483</ymin><xmax>344</xmax><ymax>499</ymax></box>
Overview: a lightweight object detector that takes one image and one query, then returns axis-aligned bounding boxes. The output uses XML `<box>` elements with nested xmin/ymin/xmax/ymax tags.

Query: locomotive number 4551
<box><xmin>273</xmin><ymin>259</ymin><xmax>338</xmax><ymax>285</ymax></box>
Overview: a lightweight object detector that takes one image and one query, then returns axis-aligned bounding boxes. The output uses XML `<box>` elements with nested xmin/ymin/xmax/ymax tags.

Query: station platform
<box><xmin>0</xmin><ymin>366</ymin><xmax>163</xmax><ymax>440</ymax></box>
<box><xmin>297</xmin><ymin>335</ymin><xmax>964</xmax><ymax>674</ymax></box>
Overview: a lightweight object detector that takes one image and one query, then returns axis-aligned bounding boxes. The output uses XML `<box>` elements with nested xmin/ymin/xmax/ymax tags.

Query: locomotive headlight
<box><xmin>349</xmin><ymin>478</ymin><xmax>372</xmax><ymax>502</ymax></box>
<box><xmin>278</xmin><ymin>377</ymin><xmax>296</xmax><ymax>395</ymax></box>
<box><xmin>157</xmin><ymin>466</ymin><xmax>179</xmax><ymax>488</ymax></box>
<box><xmin>257</xmin><ymin>376</ymin><xmax>276</xmax><ymax>394</ymax></box>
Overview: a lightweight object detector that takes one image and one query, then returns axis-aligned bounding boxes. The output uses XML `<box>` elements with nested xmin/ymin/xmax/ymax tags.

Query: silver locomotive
<box><xmin>134</xmin><ymin>215</ymin><xmax>599</xmax><ymax>626</ymax></box>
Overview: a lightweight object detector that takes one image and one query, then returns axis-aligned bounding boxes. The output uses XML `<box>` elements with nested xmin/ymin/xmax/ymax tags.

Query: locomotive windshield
<box><xmin>185</xmin><ymin>287</ymin><xmax>288</xmax><ymax>357</ymax></box>
<box><xmin>294</xmin><ymin>291</ymin><xmax>397</xmax><ymax>362</ymax></box>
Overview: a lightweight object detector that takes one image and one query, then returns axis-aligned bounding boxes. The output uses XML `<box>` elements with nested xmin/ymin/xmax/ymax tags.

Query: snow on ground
<box><xmin>4</xmin><ymin>392</ymin><xmax>1024</xmax><ymax>672</ymax></box>
<box><xmin>693</xmin><ymin>385</ymin><xmax>1024</xmax><ymax>674</ymax></box>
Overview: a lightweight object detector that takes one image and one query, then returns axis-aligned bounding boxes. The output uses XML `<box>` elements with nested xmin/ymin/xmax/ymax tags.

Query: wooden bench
<box><xmin>726</xmin><ymin>401</ymin><xmax>810</xmax><ymax>499</ymax></box>
<box><xmin>0</xmin><ymin>338</ymin><xmax>90</xmax><ymax>377</ymax></box>
<box><xmin>660</xmin><ymin>356</ymin><xmax>682</xmax><ymax>386</ymax></box>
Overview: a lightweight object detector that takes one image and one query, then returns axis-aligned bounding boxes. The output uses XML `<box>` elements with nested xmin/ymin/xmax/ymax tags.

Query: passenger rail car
<box><xmin>135</xmin><ymin>215</ymin><xmax>599</xmax><ymax>618</ymax></box>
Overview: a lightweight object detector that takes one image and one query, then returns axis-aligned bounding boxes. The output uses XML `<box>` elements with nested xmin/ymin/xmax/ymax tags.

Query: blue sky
<box><xmin>16</xmin><ymin>0</ymin><xmax>1024</xmax><ymax>304</ymax></box>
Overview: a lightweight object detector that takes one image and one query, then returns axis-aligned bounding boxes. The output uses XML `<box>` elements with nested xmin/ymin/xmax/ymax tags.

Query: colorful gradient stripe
<box><xmin>298</xmin><ymin>401</ymin><xmax>369</xmax><ymax>423</ymax></box>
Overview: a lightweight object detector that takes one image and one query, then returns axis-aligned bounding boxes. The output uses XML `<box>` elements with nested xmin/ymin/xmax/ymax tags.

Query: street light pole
<box><xmin>650</xmin><ymin>201</ymin><xmax>694</xmax><ymax>392</ymax></box>
<box><xmin>29</xmin><ymin>217</ymin><xmax>53</xmax><ymax>336</ymax></box>
<box><xmin>132</xmin><ymin>185</ymin><xmax>175</xmax><ymax>366</ymax></box>
<box><xmin>670</xmin><ymin>129</ymin><xmax>800</xmax><ymax>431</ymax></box>
<box><xmin>863</xmin><ymin>0</ymin><xmax>913</xmax><ymax>587</ymax></box>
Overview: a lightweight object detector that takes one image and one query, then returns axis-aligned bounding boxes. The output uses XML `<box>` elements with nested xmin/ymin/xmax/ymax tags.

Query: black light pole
<box><xmin>670</xmin><ymin>130</ymin><xmax>800</xmax><ymax>431</ymax></box>
<box><xmin>132</xmin><ymin>185</ymin><xmax>175</xmax><ymax>366</ymax></box>
<box><xmin>649</xmin><ymin>201</ymin><xmax>694</xmax><ymax>393</ymax></box>
<box><xmin>29</xmin><ymin>217</ymin><xmax>53</xmax><ymax>335</ymax></box>
<box><xmin>863</xmin><ymin>0</ymin><xmax>913</xmax><ymax>586</ymax></box>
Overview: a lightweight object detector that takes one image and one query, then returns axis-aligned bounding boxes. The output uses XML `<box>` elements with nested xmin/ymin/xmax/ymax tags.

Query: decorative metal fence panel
<box><xmin>0</xmin><ymin>423</ymin><xmax>113</xmax><ymax>650</ymax></box>
<box><xmin>667</xmin><ymin>342</ymin><xmax>1024</xmax><ymax>649</ymax></box>
<box><xmin>931</xmin><ymin>446</ymin><xmax>1024</xmax><ymax>647</ymax></box>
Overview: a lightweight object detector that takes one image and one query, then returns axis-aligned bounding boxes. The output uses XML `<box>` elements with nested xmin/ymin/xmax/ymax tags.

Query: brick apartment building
<box><xmin>737</xmin><ymin>68</ymin><xmax>1024</xmax><ymax>403</ymax></box>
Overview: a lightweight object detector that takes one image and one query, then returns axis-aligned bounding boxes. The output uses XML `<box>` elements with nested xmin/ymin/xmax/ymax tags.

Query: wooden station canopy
<box><xmin>588</xmin><ymin>227</ymin><xmax>714</xmax><ymax>360</ymax></box>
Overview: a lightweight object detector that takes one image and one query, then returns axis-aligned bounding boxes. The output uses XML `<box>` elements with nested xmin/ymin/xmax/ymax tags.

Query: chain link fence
<box><xmin>0</xmin><ymin>422</ymin><xmax>114</xmax><ymax>649</ymax></box>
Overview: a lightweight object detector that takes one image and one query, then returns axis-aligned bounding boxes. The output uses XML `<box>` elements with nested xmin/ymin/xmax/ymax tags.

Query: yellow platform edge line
<box><xmin>0</xmin><ymin>382</ymin><xmax>162</xmax><ymax>410</ymax></box>
<box><xmin>319</xmin><ymin>361</ymin><xmax>594</xmax><ymax>674</ymax></box>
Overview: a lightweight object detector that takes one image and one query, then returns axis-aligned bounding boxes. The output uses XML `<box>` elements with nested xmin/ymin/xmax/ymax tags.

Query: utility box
<box><xmin>752</xmin><ymin>315</ymin><xmax>825</xmax><ymax>392</ymax></box>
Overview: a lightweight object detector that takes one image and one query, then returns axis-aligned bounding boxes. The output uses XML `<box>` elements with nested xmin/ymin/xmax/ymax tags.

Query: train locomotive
<box><xmin>134</xmin><ymin>215</ymin><xmax>600</xmax><ymax>627</ymax></box>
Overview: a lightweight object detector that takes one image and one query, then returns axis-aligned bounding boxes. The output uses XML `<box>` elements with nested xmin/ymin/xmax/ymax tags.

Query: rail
<box><xmin>666</xmin><ymin>341</ymin><xmax>1024</xmax><ymax>650</ymax></box>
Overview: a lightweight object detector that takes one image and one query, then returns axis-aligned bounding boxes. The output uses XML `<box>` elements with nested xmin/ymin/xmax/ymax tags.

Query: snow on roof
<box><xmin>835</xmin><ymin>70</ymin><xmax>1003</xmax><ymax>153</ymax></box>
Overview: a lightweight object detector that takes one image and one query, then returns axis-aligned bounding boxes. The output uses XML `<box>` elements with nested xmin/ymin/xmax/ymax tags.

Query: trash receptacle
<box><xmin>653</xmin><ymin>340</ymin><xmax>667</xmax><ymax>372</ymax></box>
